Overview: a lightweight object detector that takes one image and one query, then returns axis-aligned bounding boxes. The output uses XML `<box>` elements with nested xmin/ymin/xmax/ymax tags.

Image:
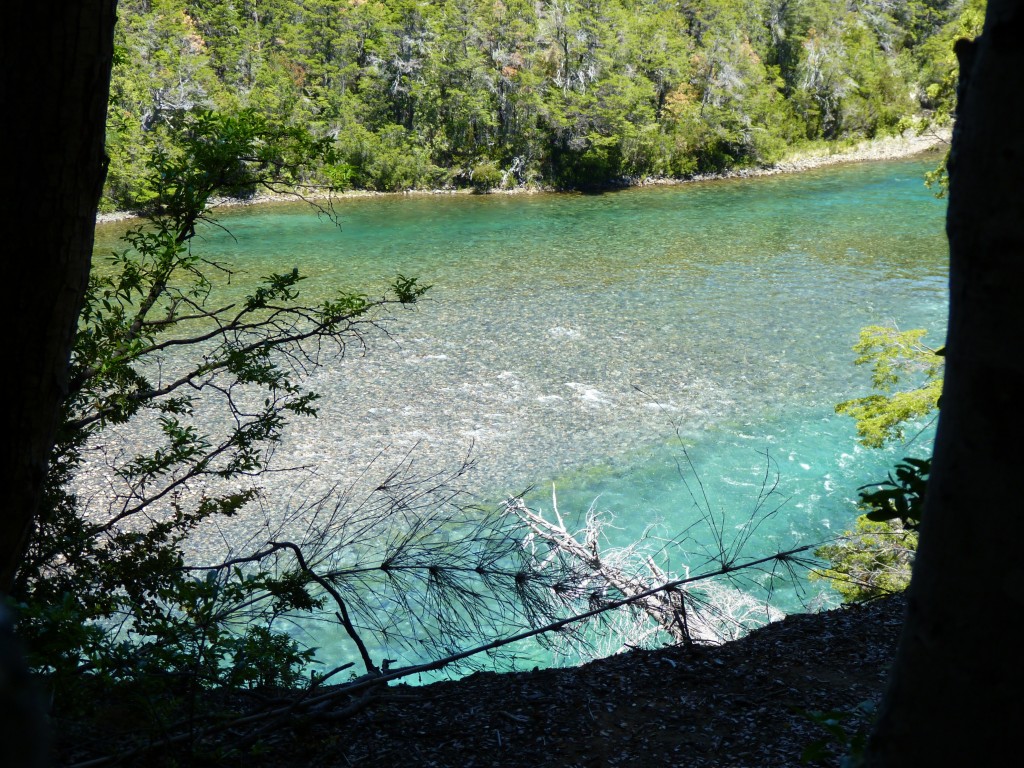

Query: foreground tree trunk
<box><xmin>867</xmin><ymin>0</ymin><xmax>1024</xmax><ymax>763</ymax></box>
<box><xmin>0</xmin><ymin>1</ymin><xmax>117</xmax><ymax>590</ymax></box>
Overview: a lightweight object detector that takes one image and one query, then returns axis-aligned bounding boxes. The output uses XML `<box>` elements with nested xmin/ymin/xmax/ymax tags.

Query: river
<box><xmin>93</xmin><ymin>154</ymin><xmax>948</xmax><ymax>669</ymax></box>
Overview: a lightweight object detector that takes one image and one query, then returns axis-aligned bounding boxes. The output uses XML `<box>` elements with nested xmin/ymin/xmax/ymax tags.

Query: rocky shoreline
<box><xmin>647</xmin><ymin>127</ymin><xmax>949</xmax><ymax>184</ymax></box>
<box><xmin>95</xmin><ymin>128</ymin><xmax>949</xmax><ymax>224</ymax></box>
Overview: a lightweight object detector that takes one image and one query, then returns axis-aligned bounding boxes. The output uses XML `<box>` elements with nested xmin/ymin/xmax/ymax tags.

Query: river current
<box><xmin>94</xmin><ymin>154</ymin><xmax>948</xmax><ymax>668</ymax></box>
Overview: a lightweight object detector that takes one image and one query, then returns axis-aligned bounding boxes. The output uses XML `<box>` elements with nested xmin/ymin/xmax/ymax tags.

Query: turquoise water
<box><xmin>94</xmin><ymin>155</ymin><xmax>948</xmax><ymax>668</ymax></box>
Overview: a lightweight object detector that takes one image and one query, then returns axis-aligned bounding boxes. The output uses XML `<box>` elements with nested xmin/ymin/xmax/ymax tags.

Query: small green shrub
<box><xmin>818</xmin><ymin>325</ymin><xmax>942</xmax><ymax>602</ymax></box>
<box><xmin>835</xmin><ymin>326</ymin><xmax>943</xmax><ymax>449</ymax></box>
<box><xmin>469</xmin><ymin>160</ymin><xmax>503</xmax><ymax>192</ymax></box>
<box><xmin>812</xmin><ymin>518</ymin><xmax>918</xmax><ymax>602</ymax></box>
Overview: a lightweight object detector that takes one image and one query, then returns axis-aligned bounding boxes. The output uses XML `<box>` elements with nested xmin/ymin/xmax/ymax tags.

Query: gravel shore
<box><xmin>95</xmin><ymin>129</ymin><xmax>949</xmax><ymax>224</ymax></box>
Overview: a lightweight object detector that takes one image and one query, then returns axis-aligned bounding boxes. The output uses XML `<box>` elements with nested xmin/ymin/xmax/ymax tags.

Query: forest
<box><xmin>102</xmin><ymin>0</ymin><xmax>977</xmax><ymax>206</ymax></box>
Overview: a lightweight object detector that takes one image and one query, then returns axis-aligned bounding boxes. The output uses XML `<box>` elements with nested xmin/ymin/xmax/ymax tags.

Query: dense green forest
<box><xmin>104</xmin><ymin>0</ymin><xmax>978</xmax><ymax>206</ymax></box>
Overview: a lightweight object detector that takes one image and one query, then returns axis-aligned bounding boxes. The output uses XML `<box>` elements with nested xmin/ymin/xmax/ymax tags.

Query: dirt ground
<box><xmin>250</xmin><ymin>596</ymin><xmax>904</xmax><ymax>768</ymax></box>
<box><xmin>54</xmin><ymin>595</ymin><xmax>904</xmax><ymax>767</ymax></box>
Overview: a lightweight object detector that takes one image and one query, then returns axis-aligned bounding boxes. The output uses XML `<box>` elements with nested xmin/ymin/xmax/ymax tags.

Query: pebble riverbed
<box><xmin>83</xmin><ymin>137</ymin><xmax>950</xmax><ymax>574</ymax></box>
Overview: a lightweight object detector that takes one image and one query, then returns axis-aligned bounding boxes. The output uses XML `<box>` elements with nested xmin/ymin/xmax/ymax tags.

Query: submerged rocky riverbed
<box><xmin>83</xmin><ymin>146</ymin><xmax>947</xmax><ymax>674</ymax></box>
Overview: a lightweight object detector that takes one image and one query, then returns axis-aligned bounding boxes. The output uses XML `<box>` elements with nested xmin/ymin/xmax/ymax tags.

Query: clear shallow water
<box><xmin>94</xmin><ymin>155</ymin><xmax>948</xmax><ymax>668</ymax></box>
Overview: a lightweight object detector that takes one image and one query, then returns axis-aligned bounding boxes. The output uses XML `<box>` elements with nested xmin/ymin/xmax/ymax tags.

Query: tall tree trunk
<box><xmin>0</xmin><ymin>1</ymin><xmax>117</xmax><ymax>591</ymax></box>
<box><xmin>867</xmin><ymin>0</ymin><xmax>1024</xmax><ymax>763</ymax></box>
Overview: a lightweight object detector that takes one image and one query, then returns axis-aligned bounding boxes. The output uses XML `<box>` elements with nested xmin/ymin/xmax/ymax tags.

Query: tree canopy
<box><xmin>101</xmin><ymin>0</ymin><xmax>974</xmax><ymax>203</ymax></box>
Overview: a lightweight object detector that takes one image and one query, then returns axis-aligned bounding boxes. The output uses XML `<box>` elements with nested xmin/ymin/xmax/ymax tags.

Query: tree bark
<box><xmin>0</xmin><ymin>1</ymin><xmax>117</xmax><ymax>591</ymax></box>
<box><xmin>867</xmin><ymin>0</ymin><xmax>1024</xmax><ymax>763</ymax></box>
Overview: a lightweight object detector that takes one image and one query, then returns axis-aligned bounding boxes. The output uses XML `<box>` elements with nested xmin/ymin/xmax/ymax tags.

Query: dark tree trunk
<box><xmin>0</xmin><ymin>1</ymin><xmax>117</xmax><ymax>591</ymax></box>
<box><xmin>867</xmin><ymin>0</ymin><xmax>1024</xmax><ymax>763</ymax></box>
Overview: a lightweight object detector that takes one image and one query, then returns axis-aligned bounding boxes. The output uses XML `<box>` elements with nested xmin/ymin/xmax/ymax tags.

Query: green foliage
<box><xmin>813</xmin><ymin>450</ymin><xmax>928</xmax><ymax>601</ymax></box>
<box><xmin>835</xmin><ymin>325</ymin><xmax>943</xmax><ymax>449</ymax></box>
<box><xmin>102</xmin><ymin>0</ymin><xmax>973</xmax><ymax>202</ymax></box>
<box><xmin>223</xmin><ymin>625</ymin><xmax>316</xmax><ymax>689</ymax></box>
<box><xmin>13</xmin><ymin>107</ymin><xmax>426</xmax><ymax>729</ymax></box>
<box><xmin>914</xmin><ymin>0</ymin><xmax>986</xmax><ymax>197</ymax></box>
<box><xmin>469</xmin><ymin>160</ymin><xmax>504</xmax><ymax>192</ymax></box>
<box><xmin>392</xmin><ymin>273</ymin><xmax>432</xmax><ymax>304</ymax></box>
<box><xmin>817</xmin><ymin>324</ymin><xmax>943</xmax><ymax>602</ymax></box>
<box><xmin>811</xmin><ymin>518</ymin><xmax>919</xmax><ymax>602</ymax></box>
<box><xmin>859</xmin><ymin>457</ymin><xmax>930</xmax><ymax>528</ymax></box>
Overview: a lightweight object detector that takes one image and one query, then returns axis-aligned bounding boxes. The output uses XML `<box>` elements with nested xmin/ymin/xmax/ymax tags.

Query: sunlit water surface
<box><xmin>94</xmin><ymin>155</ymin><xmax>947</xmax><ymax>671</ymax></box>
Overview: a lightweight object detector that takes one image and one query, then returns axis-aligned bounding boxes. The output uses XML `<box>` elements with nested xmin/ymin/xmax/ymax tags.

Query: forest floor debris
<box><xmin>59</xmin><ymin>595</ymin><xmax>905</xmax><ymax>767</ymax></box>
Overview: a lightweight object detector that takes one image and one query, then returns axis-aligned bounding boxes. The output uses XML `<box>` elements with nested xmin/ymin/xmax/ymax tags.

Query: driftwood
<box><xmin>507</xmin><ymin>490</ymin><xmax>785</xmax><ymax>655</ymax></box>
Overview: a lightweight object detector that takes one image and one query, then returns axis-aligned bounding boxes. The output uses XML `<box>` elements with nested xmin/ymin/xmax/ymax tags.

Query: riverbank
<box><xmin>647</xmin><ymin>127</ymin><xmax>949</xmax><ymax>185</ymax></box>
<box><xmin>95</xmin><ymin>128</ymin><xmax>949</xmax><ymax>224</ymax></box>
<box><xmin>57</xmin><ymin>593</ymin><xmax>906</xmax><ymax>766</ymax></box>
